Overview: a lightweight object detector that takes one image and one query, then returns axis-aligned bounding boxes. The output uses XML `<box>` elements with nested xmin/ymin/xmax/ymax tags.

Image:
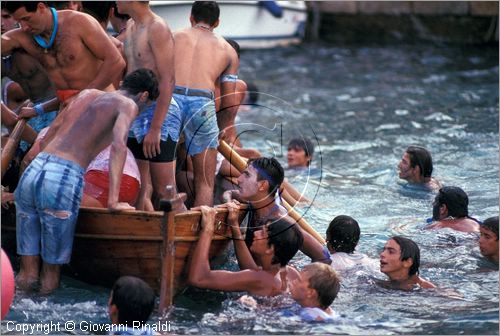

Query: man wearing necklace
<box><xmin>1</xmin><ymin>2</ymin><xmax>125</xmax><ymax>107</ymax></box>
<box><xmin>223</xmin><ymin>157</ymin><xmax>332</xmax><ymax>265</ymax></box>
<box><xmin>115</xmin><ymin>1</ymin><xmax>181</xmax><ymax>211</ymax></box>
<box><xmin>426</xmin><ymin>186</ymin><xmax>480</xmax><ymax>233</ymax></box>
<box><xmin>172</xmin><ymin>1</ymin><xmax>240</xmax><ymax>207</ymax></box>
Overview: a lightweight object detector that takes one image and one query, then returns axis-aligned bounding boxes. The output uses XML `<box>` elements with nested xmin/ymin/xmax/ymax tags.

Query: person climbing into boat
<box><xmin>2</xmin><ymin>1</ymin><xmax>124</xmax><ymax>109</ymax></box>
<box><xmin>426</xmin><ymin>186</ymin><xmax>480</xmax><ymax>233</ymax></box>
<box><xmin>108</xmin><ymin>276</ymin><xmax>155</xmax><ymax>336</ymax></box>
<box><xmin>222</xmin><ymin>157</ymin><xmax>332</xmax><ymax>264</ymax></box>
<box><xmin>397</xmin><ymin>145</ymin><xmax>441</xmax><ymax>190</ymax></box>
<box><xmin>172</xmin><ymin>1</ymin><xmax>239</xmax><ymax>207</ymax></box>
<box><xmin>188</xmin><ymin>204</ymin><xmax>302</xmax><ymax>296</ymax></box>
<box><xmin>379</xmin><ymin>236</ymin><xmax>436</xmax><ymax>290</ymax></box>
<box><xmin>115</xmin><ymin>1</ymin><xmax>181</xmax><ymax>212</ymax></box>
<box><xmin>479</xmin><ymin>216</ymin><xmax>499</xmax><ymax>264</ymax></box>
<box><xmin>14</xmin><ymin>68</ymin><xmax>159</xmax><ymax>294</ymax></box>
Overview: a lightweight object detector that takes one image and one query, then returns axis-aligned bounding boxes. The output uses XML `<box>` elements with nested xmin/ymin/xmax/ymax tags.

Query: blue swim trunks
<box><xmin>128</xmin><ymin>98</ymin><xmax>181</xmax><ymax>144</ymax></box>
<box><xmin>173</xmin><ymin>85</ymin><xmax>219</xmax><ymax>156</ymax></box>
<box><xmin>14</xmin><ymin>152</ymin><xmax>84</xmax><ymax>264</ymax></box>
<box><xmin>20</xmin><ymin>98</ymin><xmax>58</xmax><ymax>153</ymax></box>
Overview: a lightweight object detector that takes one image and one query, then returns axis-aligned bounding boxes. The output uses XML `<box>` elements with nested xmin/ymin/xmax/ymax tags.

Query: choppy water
<box><xmin>2</xmin><ymin>42</ymin><xmax>498</xmax><ymax>335</ymax></box>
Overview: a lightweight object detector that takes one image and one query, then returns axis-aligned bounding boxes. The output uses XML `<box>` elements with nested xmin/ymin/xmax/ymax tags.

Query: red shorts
<box><xmin>83</xmin><ymin>170</ymin><xmax>140</xmax><ymax>207</ymax></box>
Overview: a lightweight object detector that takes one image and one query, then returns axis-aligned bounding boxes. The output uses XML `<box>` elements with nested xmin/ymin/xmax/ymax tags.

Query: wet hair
<box><xmin>267</xmin><ymin>219</ymin><xmax>303</xmax><ymax>267</ymax></box>
<box><xmin>433</xmin><ymin>186</ymin><xmax>469</xmax><ymax>219</ymax></box>
<box><xmin>110</xmin><ymin>276</ymin><xmax>155</xmax><ymax>327</ymax></box>
<box><xmin>191</xmin><ymin>1</ymin><xmax>219</xmax><ymax>26</ymax></box>
<box><xmin>405</xmin><ymin>146</ymin><xmax>433</xmax><ymax>178</ymax></box>
<box><xmin>46</xmin><ymin>1</ymin><xmax>70</xmax><ymax>10</ymax></box>
<box><xmin>111</xmin><ymin>2</ymin><xmax>130</xmax><ymax>20</ymax></box>
<box><xmin>225</xmin><ymin>38</ymin><xmax>240</xmax><ymax>58</ymax></box>
<box><xmin>82</xmin><ymin>1</ymin><xmax>113</xmax><ymax>24</ymax></box>
<box><xmin>303</xmin><ymin>263</ymin><xmax>340</xmax><ymax>309</ymax></box>
<box><xmin>248</xmin><ymin>157</ymin><xmax>284</xmax><ymax>196</ymax></box>
<box><xmin>288</xmin><ymin>137</ymin><xmax>315</xmax><ymax>165</ymax></box>
<box><xmin>391</xmin><ymin>236</ymin><xmax>420</xmax><ymax>276</ymax></box>
<box><xmin>120</xmin><ymin>68</ymin><xmax>159</xmax><ymax>101</ymax></box>
<box><xmin>3</xmin><ymin>1</ymin><xmax>43</xmax><ymax>13</ymax></box>
<box><xmin>326</xmin><ymin>215</ymin><xmax>360</xmax><ymax>253</ymax></box>
<box><xmin>482</xmin><ymin>216</ymin><xmax>499</xmax><ymax>240</ymax></box>
<box><xmin>245</xmin><ymin>82</ymin><xmax>259</xmax><ymax>104</ymax></box>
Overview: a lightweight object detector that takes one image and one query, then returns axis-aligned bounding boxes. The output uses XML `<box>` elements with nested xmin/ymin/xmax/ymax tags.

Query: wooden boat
<box><xmin>1</xmin><ymin>193</ymin><xmax>244</xmax><ymax>312</ymax></box>
<box><xmin>150</xmin><ymin>1</ymin><xmax>307</xmax><ymax>49</ymax></box>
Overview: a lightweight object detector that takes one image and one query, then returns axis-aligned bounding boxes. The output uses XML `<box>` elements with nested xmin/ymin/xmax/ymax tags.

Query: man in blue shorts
<box><xmin>173</xmin><ymin>1</ymin><xmax>239</xmax><ymax>206</ymax></box>
<box><xmin>14</xmin><ymin>69</ymin><xmax>159</xmax><ymax>293</ymax></box>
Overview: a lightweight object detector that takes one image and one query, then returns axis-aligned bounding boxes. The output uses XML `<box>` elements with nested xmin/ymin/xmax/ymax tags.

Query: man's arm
<box><xmin>108</xmin><ymin>101</ymin><xmax>137</xmax><ymax>211</ymax></box>
<box><xmin>297</xmin><ymin>225</ymin><xmax>332</xmax><ymax>264</ymax></box>
<box><xmin>188</xmin><ymin>206</ymin><xmax>268</xmax><ymax>293</ymax></box>
<box><xmin>142</xmin><ymin>21</ymin><xmax>175</xmax><ymax>159</ymax></box>
<box><xmin>217</xmin><ymin>47</ymin><xmax>239</xmax><ymax>143</ymax></box>
<box><xmin>226</xmin><ymin>201</ymin><xmax>259</xmax><ymax>270</ymax></box>
<box><xmin>77</xmin><ymin>13</ymin><xmax>126</xmax><ymax>90</ymax></box>
<box><xmin>1</xmin><ymin>30</ymin><xmax>23</xmax><ymax>56</ymax></box>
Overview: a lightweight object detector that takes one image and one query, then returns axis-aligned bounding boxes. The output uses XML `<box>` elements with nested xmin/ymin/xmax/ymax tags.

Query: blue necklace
<box><xmin>33</xmin><ymin>7</ymin><xmax>58</xmax><ymax>53</ymax></box>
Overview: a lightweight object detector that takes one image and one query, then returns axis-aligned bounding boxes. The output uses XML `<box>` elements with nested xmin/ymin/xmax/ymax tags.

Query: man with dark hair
<box><xmin>379</xmin><ymin>236</ymin><xmax>435</xmax><ymax>290</ymax></box>
<box><xmin>287</xmin><ymin>137</ymin><xmax>314</xmax><ymax>168</ymax></box>
<box><xmin>2</xmin><ymin>1</ymin><xmax>125</xmax><ymax>107</ymax></box>
<box><xmin>109</xmin><ymin>2</ymin><xmax>129</xmax><ymax>38</ymax></box>
<box><xmin>189</xmin><ymin>205</ymin><xmax>303</xmax><ymax>296</ymax></box>
<box><xmin>427</xmin><ymin>186</ymin><xmax>480</xmax><ymax>232</ymax></box>
<box><xmin>173</xmin><ymin>1</ymin><xmax>239</xmax><ymax>206</ymax></box>
<box><xmin>479</xmin><ymin>216</ymin><xmax>499</xmax><ymax>264</ymax></box>
<box><xmin>398</xmin><ymin>145</ymin><xmax>441</xmax><ymax>190</ymax></box>
<box><xmin>223</xmin><ymin>157</ymin><xmax>331</xmax><ymax>265</ymax></box>
<box><xmin>326</xmin><ymin>215</ymin><xmax>377</xmax><ymax>271</ymax></box>
<box><xmin>116</xmin><ymin>1</ymin><xmax>181</xmax><ymax>211</ymax></box>
<box><xmin>14</xmin><ymin>68</ymin><xmax>159</xmax><ymax>294</ymax></box>
<box><xmin>108</xmin><ymin>276</ymin><xmax>155</xmax><ymax>333</ymax></box>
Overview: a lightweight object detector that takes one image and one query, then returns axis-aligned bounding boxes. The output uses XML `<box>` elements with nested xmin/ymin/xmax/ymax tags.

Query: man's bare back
<box><xmin>427</xmin><ymin>218</ymin><xmax>480</xmax><ymax>233</ymax></box>
<box><xmin>2</xmin><ymin>6</ymin><xmax>124</xmax><ymax>90</ymax></box>
<box><xmin>41</xmin><ymin>90</ymin><xmax>138</xmax><ymax>168</ymax></box>
<box><xmin>174</xmin><ymin>27</ymin><xmax>238</xmax><ymax>91</ymax></box>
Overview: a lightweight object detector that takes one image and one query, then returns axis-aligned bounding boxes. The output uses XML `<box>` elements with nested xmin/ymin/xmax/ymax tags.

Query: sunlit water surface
<box><xmin>2</xmin><ymin>42</ymin><xmax>498</xmax><ymax>335</ymax></box>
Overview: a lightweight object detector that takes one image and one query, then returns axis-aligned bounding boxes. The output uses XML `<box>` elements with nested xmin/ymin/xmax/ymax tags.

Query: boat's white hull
<box><xmin>151</xmin><ymin>1</ymin><xmax>307</xmax><ymax>49</ymax></box>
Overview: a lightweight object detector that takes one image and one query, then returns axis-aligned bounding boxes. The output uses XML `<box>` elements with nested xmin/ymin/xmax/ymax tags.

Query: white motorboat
<box><xmin>150</xmin><ymin>1</ymin><xmax>307</xmax><ymax>49</ymax></box>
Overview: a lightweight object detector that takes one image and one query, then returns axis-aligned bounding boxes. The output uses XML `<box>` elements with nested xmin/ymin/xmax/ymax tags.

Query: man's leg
<box><xmin>17</xmin><ymin>255</ymin><xmax>40</xmax><ymax>290</ymax></box>
<box><xmin>40</xmin><ymin>262</ymin><xmax>60</xmax><ymax>294</ymax></box>
<box><xmin>135</xmin><ymin>159</ymin><xmax>154</xmax><ymax>211</ymax></box>
<box><xmin>150</xmin><ymin>161</ymin><xmax>178</xmax><ymax>203</ymax></box>
<box><xmin>191</xmin><ymin>148</ymin><xmax>217</xmax><ymax>207</ymax></box>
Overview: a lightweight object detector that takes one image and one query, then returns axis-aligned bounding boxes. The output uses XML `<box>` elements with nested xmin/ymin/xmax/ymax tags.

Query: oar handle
<box><xmin>1</xmin><ymin>119</ymin><xmax>27</xmax><ymax>180</ymax></box>
<box><xmin>217</xmin><ymin>140</ymin><xmax>325</xmax><ymax>245</ymax></box>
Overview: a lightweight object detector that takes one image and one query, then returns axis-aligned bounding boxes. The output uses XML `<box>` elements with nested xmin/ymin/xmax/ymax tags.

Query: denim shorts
<box><xmin>128</xmin><ymin>98</ymin><xmax>181</xmax><ymax>144</ymax></box>
<box><xmin>14</xmin><ymin>152</ymin><xmax>84</xmax><ymax>264</ymax></box>
<box><xmin>174</xmin><ymin>88</ymin><xmax>219</xmax><ymax>156</ymax></box>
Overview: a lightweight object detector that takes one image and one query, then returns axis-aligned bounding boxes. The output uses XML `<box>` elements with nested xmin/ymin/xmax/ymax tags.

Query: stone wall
<box><xmin>307</xmin><ymin>1</ymin><xmax>499</xmax><ymax>44</ymax></box>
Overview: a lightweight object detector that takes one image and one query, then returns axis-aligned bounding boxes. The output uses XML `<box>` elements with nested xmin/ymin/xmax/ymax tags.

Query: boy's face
<box><xmin>379</xmin><ymin>239</ymin><xmax>409</xmax><ymax>277</ymax></box>
<box><xmin>287</xmin><ymin>147</ymin><xmax>310</xmax><ymax>168</ymax></box>
<box><xmin>479</xmin><ymin>226</ymin><xmax>499</xmax><ymax>261</ymax></box>
<box><xmin>236</xmin><ymin>165</ymin><xmax>261</xmax><ymax>201</ymax></box>
<box><xmin>290</xmin><ymin>270</ymin><xmax>312</xmax><ymax>306</ymax></box>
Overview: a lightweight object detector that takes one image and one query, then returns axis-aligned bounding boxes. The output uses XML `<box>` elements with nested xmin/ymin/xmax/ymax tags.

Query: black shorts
<box><xmin>127</xmin><ymin>136</ymin><xmax>177</xmax><ymax>163</ymax></box>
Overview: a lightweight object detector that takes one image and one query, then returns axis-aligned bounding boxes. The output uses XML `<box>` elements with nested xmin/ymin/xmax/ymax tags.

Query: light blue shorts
<box><xmin>14</xmin><ymin>152</ymin><xmax>84</xmax><ymax>264</ymax></box>
<box><xmin>174</xmin><ymin>87</ymin><xmax>219</xmax><ymax>156</ymax></box>
<box><xmin>128</xmin><ymin>99</ymin><xmax>181</xmax><ymax>143</ymax></box>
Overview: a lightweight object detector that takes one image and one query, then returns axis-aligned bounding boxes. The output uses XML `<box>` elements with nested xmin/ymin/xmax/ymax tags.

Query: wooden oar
<box><xmin>217</xmin><ymin>140</ymin><xmax>325</xmax><ymax>245</ymax></box>
<box><xmin>1</xmin><ymin>119</ymin><xmax>27</xmax><ymax>180</ymax></box>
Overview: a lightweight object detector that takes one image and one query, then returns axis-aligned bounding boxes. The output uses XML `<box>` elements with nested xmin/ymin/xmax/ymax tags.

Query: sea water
<box><xmin>2</xmin><ymin>42</ymin><xmax>498</xmax><ymax>335</ymax></box>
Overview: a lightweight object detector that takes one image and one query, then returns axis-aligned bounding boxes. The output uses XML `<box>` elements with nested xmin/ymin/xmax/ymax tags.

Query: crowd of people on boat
<box><xmin>0</xmin><ymin>1</ymin><xmax>497</xmax><ymax>331</ymax></box>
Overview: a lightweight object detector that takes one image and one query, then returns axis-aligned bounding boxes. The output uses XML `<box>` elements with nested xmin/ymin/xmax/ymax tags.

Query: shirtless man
<box><xmin>189</xmin><ymin>205</ymin><xmax>302</xmax><ymax>296</ymax></box>
<box><xmin>14</xmin><ymin>68</ymin><xmax>159</xmax><ymax>293</ymax></box>
<box><xmin>116</xmin><ymin>1</ymin><xmax>180</xmax><ymax>210</ymax></box>
<box><xmin>223</xmin><ymin>157</ymin><xmax>332</xmax><ymax>265</ymax></box>
<box><xmin>398</xmin><ymin>146</ymin><xmax>441</xmax><ymax>190</ymax></box>
<box><xmin>379</xmin><ymin>236</ymin><xmax>436</xmax><ymax>290</ymax></box>
<box><xmin>2</xmin><ymin>1</ymin><xmax>125</xmax><ymax>108</ymax></box>
<box><xmin>173</xmin><ymin>1</ymin><xmax>239</xmax><ymax>206</ymax></box>
<box><xmin>426</xmin><ymin>186</ymin><xmax>480</xmax><ymax>233</ymax></box>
